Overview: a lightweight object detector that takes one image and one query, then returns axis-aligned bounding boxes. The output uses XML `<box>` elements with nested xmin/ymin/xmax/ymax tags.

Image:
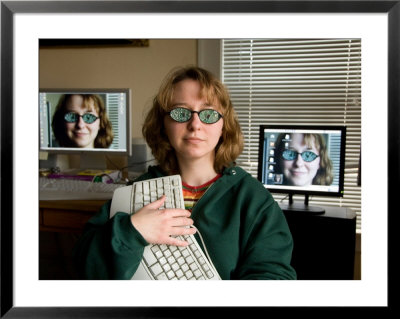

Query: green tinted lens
<box><xmin>169</xmin><ymin>108</ymin><xmax>192</xmax><ymax>122</ymax></box>
<box><xmin>301</xmin><ymin>151</ymin><xmax>318</xmax><ymax>162</ymax></box>
<box><xmin>82</xmin><ymin>113</ymin><xmax>98</xmax><ymax>124</ymax></box>
<box><xmin>64</xmin><ymin>112</ymin><xmax>78</xmax><ymax>123</ymax></box>
<box><xmin>169</xmin><ymin>107</ymin><xmax>222</xmax><ymax>124</ymax></box>
<box><xmin>64</xmin><ymin>112</ymin><xmax>98</xmax><ymax>124</ymax></box>
<box><xmin>282</xmin><ymin>150</ymin><xmax>297</xmax><ymax>161</ymax></box>
<box><xmin>199</xmin><ymin>109</ymin><xmax>221</xmax><ymax>124</ymax></box>
<box><xmin>282</xmin><ymin>149</ymin><xmax>318</xmax><ymax>162</ymax></box>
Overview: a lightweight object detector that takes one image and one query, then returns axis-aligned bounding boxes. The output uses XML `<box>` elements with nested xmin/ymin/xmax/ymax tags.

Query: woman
<box><xmin>275</xmin><ymin>133</ymin><xmax>334</xmax><ymax>186</ymax></box>
<box><xmin>51</xmin><ymin>94</ymin><xmax>114</xmax><ymax>148</ymax></box>
<box><xmin>73</xmin><ymin>66</ymin><xmax>296</xmax><ymax>280</ymax></box>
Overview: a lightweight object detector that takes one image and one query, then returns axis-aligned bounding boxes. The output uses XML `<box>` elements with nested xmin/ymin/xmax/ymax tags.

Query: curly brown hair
<box><xmin>51</xmin><ymin>94</ymin><xmax>114</xmax><ymax>148</ymax></box>
<box><xmin>142</xmin><ymin>66</ymin><xmax>243</xmax><ymax>175</ymax></box>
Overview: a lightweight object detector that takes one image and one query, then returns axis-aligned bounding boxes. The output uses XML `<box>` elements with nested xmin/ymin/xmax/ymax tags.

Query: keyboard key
<box><xmin>185</xmin><ymin>256</ymin><xmax>194</xmax><ymax>264</ymax></box>
<box><xmin>193</xmin><ymin>269</ymin><xmax>202</xmax><ymax>278</ymax></box>
<box><xmin>172</xmin><ymin>250</ymin><xmax>181</xmax><ymax>259</ymax></box>
<box><xmin>156</xmin><ymin>272</ymin><xmax>168</xmax><ymax>280</ymax></box>
<box><xmin>181</xmin><ymin>264</ymin><xmax>189</xmax><ymax>273</ymax></box>
<box><xmin>202</xmin><ymin>264</ymin><xmax>210</xmax><ymax>272</ymax></box>
<box><xmin>177</xmin><ymin>256</ymin><xmax>185</xmax><ymax>266</ymax></box>
<box><xmin>150</xmin><ymin>263</ymin><xmax>163</xmax><ymax>277</ymax></box>
<box><xmin>189</xmin><ymin>262</ymin><xmax>199</xmax><ymax>272</ymax></box>
<box><xmin>171</xmin><ymin>262</ymin><xmax>179</xmax><ymax>272</ymax></box>
<box><xmin>164</xmin><ymin>250</ymin><xmax>172</xmax><ymax>258</ymax></box>
<box><xmin>185</xmin><ymin>270</ymin><xmax>194</xmax><ymax>279</ymax></box>
<box><xmin>143</xmin><ymin>251</ymin><xmax>158</xmax><ymax>267</ymax></box>
<box><xmin>162</xmin><ymin>263</ymin><xmax>171</xmax><ymax>272</ymax></box>
<box><xmin>194</xmin><ymin>250</ymin><xmax>202</xmax><ymax>258</ymax></box>
<box><xmin>167</xmin><ymin>256</ymin><xmax>175</xmax><ymax>264</ymax></box>
<box><xmin>143</xmin><ymin>181</ymin><xmax>149</xmax><ymax>195</ymax></box>
<box><xmin>166</xmin><ymin>270</ymin><xmax>175</xmax><ymax>279</ymax></box>
<box><xmin>181</xmin><ymin>249</ymin><xmax>190</xmax><ymax>258</ymax></box>
<box><xmin>159</xmin><ymin>257</ymin><xmax>167</xmax><ymax>266</ymax></box>
<box><xmin>176</xmin><ymin>269</ymin><xmax>184</xmax><ymax>278</ymax></box>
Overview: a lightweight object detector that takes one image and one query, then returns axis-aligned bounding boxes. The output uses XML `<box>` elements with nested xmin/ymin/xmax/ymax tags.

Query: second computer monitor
<box><xmin>258</xmin><ymin>125</ymin><xmax>346</xmax><ymax>198</ymax></box>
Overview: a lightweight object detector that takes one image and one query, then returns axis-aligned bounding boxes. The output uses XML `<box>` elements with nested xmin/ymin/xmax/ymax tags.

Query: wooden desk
<box><xmin>39</xmin><ymin>199</ymin><xmax>107</xmax><ymax>232</ymax></box>
<box><xmin>39</xmin><ymin>199</ymin><xmax>108</xmax><ymax>279</ymax></box>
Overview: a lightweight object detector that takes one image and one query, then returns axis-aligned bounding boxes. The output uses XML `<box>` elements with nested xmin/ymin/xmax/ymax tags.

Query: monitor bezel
<box><xmin>39</xmin><ymin>88</ymin><xmax>132</xmax><ymax>156</ymax></box>
<box><xmin>257</xmin><ymin>124</ymin><xmax>346</xmax><ymax>198</ymax></box>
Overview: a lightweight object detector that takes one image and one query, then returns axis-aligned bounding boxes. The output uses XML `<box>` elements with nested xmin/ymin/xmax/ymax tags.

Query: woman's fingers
<box><xmin>165</xmin><ymin>227</ymin><xmax>197</xmax><ymax>246</ymax></box>
<box><xmin>170</xmin><ymin>216</ymin><xmax>194</xmax><ymax>227</ymax></box>
<box><xmin>132</xmin><ymin>195</ymin><xmax>197</xmax><ymax>246</ymax></box>
<box><xmin>170</xmin><ymin>224</ymin><xmax>196</xmax><ymax>236</ymax></box>
<box><xmin>145</xmin><ymin>195</ymin><xmax>166</xmax><ymax>209</ymax></box>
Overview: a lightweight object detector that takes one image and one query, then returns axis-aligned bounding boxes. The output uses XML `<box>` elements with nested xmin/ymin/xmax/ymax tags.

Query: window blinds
<box><xmin>106</xmin><ymin>93</ymin><xmax>121</xmax><ymax>150</ymax></box>
<box><xmin>221</xmin><ymin>39</ymin><xmax>362</xmax><ymax>231</ymax></box>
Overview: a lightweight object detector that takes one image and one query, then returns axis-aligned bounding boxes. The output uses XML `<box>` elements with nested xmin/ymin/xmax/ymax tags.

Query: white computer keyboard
<box><xmin>110</xmin><ymin>175</ymin><xmax>221</xmax><ymax>280</ymax></box>
<box><xmin>39</xmin><ymin>177</ymin><xmax>125</xmax><ymax>200</ymax></box>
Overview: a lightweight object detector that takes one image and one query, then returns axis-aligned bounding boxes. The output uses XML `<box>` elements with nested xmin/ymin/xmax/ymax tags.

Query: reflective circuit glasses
<box><xmin>282</xmin><ymin>149</ymin><xmax>319</xmax><ymax>162</ymax></box>
<box><xmin>168</xmin><ymin>107</ymin><xmax>223</xmax><ymax>124</ymax></box>
<box><xmin>64</xmin><ymin>112</ymin><xmax>99</xmax><ymax>124</ymax></box>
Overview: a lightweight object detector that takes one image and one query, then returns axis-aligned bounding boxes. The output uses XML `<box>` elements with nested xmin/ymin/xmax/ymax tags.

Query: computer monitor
<box><xmin>39</xmin><ymin>88</ymin><xmax>131</xmax><ymax>169</ymax></box>
<box><xmin>257</xmin><ymin>125</ymin><xmax>346</xmax><ymax>214</ymax></box>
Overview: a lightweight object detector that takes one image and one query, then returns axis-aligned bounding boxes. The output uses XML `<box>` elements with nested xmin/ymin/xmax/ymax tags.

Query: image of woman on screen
<box><xmin>275</xmin><ymin>133</ymin><xmax>334</xmax><ymax>186</ymax></box>
<box><xmin>51</xmin><ymin>94</ymin><xmax>114</xmax><ymax>148</ymax></box>
<box><xmin>73</xmin><ymin>66</ymin><xmax>296</xmax><ymax>280</ymax></box>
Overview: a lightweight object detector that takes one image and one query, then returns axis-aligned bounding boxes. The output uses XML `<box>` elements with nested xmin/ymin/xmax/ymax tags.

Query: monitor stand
<box><xmin>279</xmin><ymin>194</ymin><xmax>325</xmax><ymax>215</ymax></box>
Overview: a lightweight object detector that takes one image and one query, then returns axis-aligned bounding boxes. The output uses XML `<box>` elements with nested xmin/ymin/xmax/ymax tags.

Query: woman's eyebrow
<box><xmin>170</xmin><ymin>102</ymin><xmax>186</xmax><ymax>107</ymax></box>
<box><xmin>288</xmin><ymin>146</ymin><xmax>314</xmax><ymax>151</ymax></box>
<box><xmin>170</xmin><ymin>103</ymin><xmax>215</xmax><ymax>108</ymax></box>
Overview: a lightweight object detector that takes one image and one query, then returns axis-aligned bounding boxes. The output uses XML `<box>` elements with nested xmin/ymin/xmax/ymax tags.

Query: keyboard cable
<box><xmin>189</xmin><ymin>225</ymin><xmax>220</xmax><ymax>276</ymax></box>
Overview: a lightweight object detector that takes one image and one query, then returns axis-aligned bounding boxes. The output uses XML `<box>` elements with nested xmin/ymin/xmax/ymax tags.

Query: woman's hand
<box><xmin>130</xmin><ymin>195</ymin><xmax>197</xmax><ymax>247</ymax></box>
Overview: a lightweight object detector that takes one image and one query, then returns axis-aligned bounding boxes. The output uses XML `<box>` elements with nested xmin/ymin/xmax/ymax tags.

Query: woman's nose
<box><xmin>187</xmin><ymin>112</ymin><xmax>202</xmax><ymax>130</ymax></box>
<box><xmin>75</xmin><ymin>117</ymin><xmax>86</xmax><ymax>128</ymax></box>
<box><xmin>294</xmin><ymin>154</ymin><xmax>305</xmax><ymax>167</ymax></box>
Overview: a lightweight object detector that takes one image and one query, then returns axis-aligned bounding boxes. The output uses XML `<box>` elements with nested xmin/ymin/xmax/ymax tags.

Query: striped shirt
<box><xmin>182</xmin><ymin>174</ymin><xmax>222</xmax><ymax>211</ymax></box>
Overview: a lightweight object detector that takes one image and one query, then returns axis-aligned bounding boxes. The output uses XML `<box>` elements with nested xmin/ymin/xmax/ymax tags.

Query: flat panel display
<box><xmin>258</xmin><ymin>125</ymin><xmax>346</xmax><ymax>197</ymax></box>
<box><xmin>39</xmin><ymin>89</ymin><xmax>131</xmax><ymax>155</ymax></box>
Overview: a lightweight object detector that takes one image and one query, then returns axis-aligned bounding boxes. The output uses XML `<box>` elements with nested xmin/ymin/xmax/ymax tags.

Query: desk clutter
<box><xmin>39</xmin><ymin>168</ymin><xmax>126</xmax><ymax>200</ymax></box>
<box><xmin>39</xmin><ymin>168</ymin><xmax>122</xmax><ymax>183</ymax></box>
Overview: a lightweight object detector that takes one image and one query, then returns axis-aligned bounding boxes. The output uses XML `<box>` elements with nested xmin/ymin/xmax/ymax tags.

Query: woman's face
<box><xmin>64</xmin><ymin>95</ymin><xmax>100</xmax><ymax>148</ymax></box>
<box><xmin>163</xmin><ymin>79</ymin><xmax>223</xmax><ymax>168</ymax></box>
<box><xmin>282</xmin><ymin>133</ymin><xmax>321</xmax><ymax>186</ymax></box>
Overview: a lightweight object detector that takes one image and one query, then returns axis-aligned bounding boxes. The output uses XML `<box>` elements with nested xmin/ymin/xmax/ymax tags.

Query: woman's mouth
<box><xmin>291</xmin><ymin>170</ymin><xmax>307</xmax><ymax>176</ymax></box>
<box><xmin>74</xmin><ymin>132</ymin><xmax>88</xmax><ymax>137</ymax></box>
<box><xmin>185</xmin><ymin>137</ymin><xmax>203</xmax><ymax>144</ymax></box>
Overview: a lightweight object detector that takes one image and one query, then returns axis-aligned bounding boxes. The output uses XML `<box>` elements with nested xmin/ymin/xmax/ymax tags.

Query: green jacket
<box><xmin>73</xmin><ymin>165</ymin><xmax>297</xmax><ymax>280</ymax></box>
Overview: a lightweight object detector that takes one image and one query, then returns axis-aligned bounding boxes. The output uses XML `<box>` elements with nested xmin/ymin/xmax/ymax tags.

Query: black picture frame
<box><xmin>1</xmin><ymin>0</ymin><xmax>395</xmax><ymax>317</ymax></box>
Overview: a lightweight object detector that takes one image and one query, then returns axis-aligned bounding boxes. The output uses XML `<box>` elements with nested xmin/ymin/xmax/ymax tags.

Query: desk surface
<box><xmin>280</xmin><ymin>204</ymin><xmax>356</xmax><ymax>220</ymax></box>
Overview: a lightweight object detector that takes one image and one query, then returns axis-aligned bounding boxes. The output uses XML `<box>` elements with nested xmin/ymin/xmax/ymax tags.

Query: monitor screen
<box><xmin>39</xmin><ymin>89</ymin><xmax>131</xmax><ymax>155</ymax></box>
<box><xmin>257</xmin><ymin>125</ymin><xmax>346</xmax><ymax>197</ymax></box>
